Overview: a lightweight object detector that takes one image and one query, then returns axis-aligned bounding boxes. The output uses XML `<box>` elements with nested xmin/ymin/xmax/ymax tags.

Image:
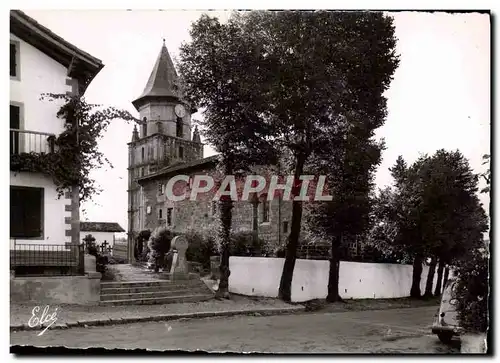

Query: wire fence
<box><xmin>10</xmin><ymin>243</ymin><xmax>84</xmax><ymax>276</ymax></box>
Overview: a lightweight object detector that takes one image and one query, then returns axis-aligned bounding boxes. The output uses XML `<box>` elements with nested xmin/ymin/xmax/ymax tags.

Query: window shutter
<box><xmin>10</xmin><ymin>105</ymin><xmax>20</xmax><ymax>129</ymax></box>
<box><xmin>10</xmin><ymin>187</ymin><xmax>43</xmax><ymax>238</ymax></box>
<box><xmin>23</xmin><ymin>188</ymin><xmax>43</xmax><ymax>237</ymax></box>
<box><xmin>10</xmin><ymin>105</ymin><xmax>20</xmax><ymax>154</ymax></box>
<box><xmin>10</xmin><ymin>188</ymin><xmax>24</xmax><ymax>237</ymax></box>
<box><xmin>10</xmin><ymin>43</ymin><xmax>16</xmax><ymax>77</ymax></box>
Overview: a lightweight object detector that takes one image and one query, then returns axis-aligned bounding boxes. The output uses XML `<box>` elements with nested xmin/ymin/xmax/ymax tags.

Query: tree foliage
<box><xmin>179</xmin><ymin>11</ymin><xmax>399</xmax><ymax>301</ymax></box>
<box><xmin>178</xmin><ymin>14</ymin><xmax>277</xmax><ymax>298</ymax></box>
<box><xmin>11</xmin><ymin>94</ymin><xmax>136</xmax><ymax>202</ymax></box>
<box><xmin>370</xmin><ymin>150</ymin><xmax>489</xmax><ymax>298</ymax></box>
<box><xmin>452</xmin><ymin>154</ymin><xmax>490</xmax><ymax>333</ymax></box>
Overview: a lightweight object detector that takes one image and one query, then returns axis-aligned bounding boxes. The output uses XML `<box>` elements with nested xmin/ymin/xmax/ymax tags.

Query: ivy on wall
<box><xmin>10</xmin><ymin>93</ymin><xmax>137</xmax><ymax>202</ymax></box>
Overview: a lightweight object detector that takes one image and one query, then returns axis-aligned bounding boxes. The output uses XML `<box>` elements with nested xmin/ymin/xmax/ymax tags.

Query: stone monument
<box><xmin>169</xmin><ymin>235</ymin><xmax>189</xmax><ymax>280</ymax></box>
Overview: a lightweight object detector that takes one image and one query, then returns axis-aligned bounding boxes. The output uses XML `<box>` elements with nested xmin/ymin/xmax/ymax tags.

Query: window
<box><xmin>283</xmin><ymin>221</ymin><xmax>289</xmax><ymax>234</ymax></box>
<box><xmin>141</xmin><ymin>147</ymin><xmax>145</xmax><ymax>162</ymax></box>
<box><xmin>10</xmin><ymin>105</ymin><xmax>20</xmax><ymax>155</ymax></box>
<box><xmin>179</xmin><ymin>146</ymin><xmax>184</xmax><ymax>159</ymax></box>
<box><xmin>10</xmin><ymin>41</ymin><xmax>19</xmax><ymax>78</ymax></box>
<box><xmin>176</xmin><ymin>117</ymin><xmax>183</xmax><ymax>137</ymax></box>
<box><xmin>159</xmin><ymin>209</ymin><xmax>163</xmax><ymax>219</ymax></box>
<box><xmin>158</xmin><ymin>183</ymin><xmax>163</xmax><ymax>194</ymax></box>
<box><xmin>140</xmin><ymin>167</ymin><xmax>145</xmax><ymax>177</ymax></box>
<box><xmin>167</xmin><ymin>208</ymin><xmax>173</xmax><ymax>226</ymax></box>
<box><xmin>142</xmin><ymin>123</ymin><xmax>147</xmax><ymax>138</ymax></box>
<box><xmin>10</xmin><ymin>186</ymin><xmax>44</xmax><ymax>238</ymax></box>
<box><xmin>261</xmin><ymin>198</ymin><xmax>269</xmax><ymax>223</ymax></box>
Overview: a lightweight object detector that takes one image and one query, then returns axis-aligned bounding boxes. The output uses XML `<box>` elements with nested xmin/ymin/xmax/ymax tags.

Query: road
<box><xmin>11</xmin><ymin>306</ymin><xmax>461</xmax><ymax>353</ymax></box>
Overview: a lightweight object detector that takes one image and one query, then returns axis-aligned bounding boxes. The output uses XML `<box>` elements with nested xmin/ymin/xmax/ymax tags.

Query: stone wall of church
<box><xmin>138</xmin><ymin>163</ymin><xmax>301</xmax><ymax>254</ymax></box>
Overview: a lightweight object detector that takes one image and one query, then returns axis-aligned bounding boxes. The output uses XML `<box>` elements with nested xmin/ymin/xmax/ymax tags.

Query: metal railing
<box><xmin>10</xmin><ymin>129</ymin><xmax>56</xmax><ymax>155</ymax></box>
<box><xmin>10</xmin><ymin>243</ymin><xmax>84</xmax><ymax>276</ymax></box>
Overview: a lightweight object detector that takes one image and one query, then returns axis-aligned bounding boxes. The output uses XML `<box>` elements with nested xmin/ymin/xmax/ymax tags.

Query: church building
<box><xmin>126</xmin><ymin>41</ymin><xmax>295</xmax><ymax>261</ymax></box>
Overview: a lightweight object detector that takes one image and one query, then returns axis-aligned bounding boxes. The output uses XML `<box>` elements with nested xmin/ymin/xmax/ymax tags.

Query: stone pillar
<box><xmin>170</xmin><ymin>235</ymin><xmax>189</xmax><ymax>280</ymax></box>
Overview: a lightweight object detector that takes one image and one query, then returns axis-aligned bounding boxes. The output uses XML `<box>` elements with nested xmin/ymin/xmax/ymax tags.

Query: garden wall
<box><xmin>229</xmin><ymin>257</ymin><xmax>443</xmax><ymax>302</ymax></box>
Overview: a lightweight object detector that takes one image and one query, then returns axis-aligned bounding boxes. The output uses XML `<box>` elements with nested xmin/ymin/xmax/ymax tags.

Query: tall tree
<box><xmin>453</xmin><ymin>154</ymin><xmax>490</xmax><ymax>334</ymax></box>
<box><xmin>178</xmin><ymin>15</ymin><xmax>276</xmax><ymax>298</ymax></box>
<box><xmin>306</xmin><ymin>111</ymin><xmax>385</xmax><ymax>301</ymax></box>
<box><xmin>380</xmin><ymin>150</ymin><xmax>488</xmax><ymax>298</ymax></box>
<box><xmin>238</xmin><ymin>11</ymin><xmax>399</xmax><ymax>301</ymax></box>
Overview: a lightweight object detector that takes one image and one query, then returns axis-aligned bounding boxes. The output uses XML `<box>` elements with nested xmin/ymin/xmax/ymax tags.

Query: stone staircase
<box><xmin>99</xmin><ymin>279</ymin><xmax>214</xmax><ymax>306</ymax></box>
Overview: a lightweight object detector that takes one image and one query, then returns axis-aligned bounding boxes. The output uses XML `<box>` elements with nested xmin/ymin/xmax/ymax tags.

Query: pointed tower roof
<box><xmin>132</xmin><ymin>40</ymin><xmax>180</xmax><ymax>110</ymax></box>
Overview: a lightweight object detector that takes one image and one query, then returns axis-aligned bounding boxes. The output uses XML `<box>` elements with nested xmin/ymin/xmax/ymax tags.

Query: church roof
<box><xmin>81</xmin><ymin>222</ymin><xmax>125</xmax><ymax>233</ymax></box>
<box><xmin>132</xmin><ymin>40</ymin><xmax>180</xmax><ymax>110</ymax></box>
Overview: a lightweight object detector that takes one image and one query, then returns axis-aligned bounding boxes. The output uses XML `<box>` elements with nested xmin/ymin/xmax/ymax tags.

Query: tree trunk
<box><xmin>442</xmin><ymin>265</ymin><xmax>450</xmax><ymax>289</ymax></box>
<box><xmin>434</xmin><ymin>260</ymin><xmax>445</xmax><ymax>296</ymax></box>
<box><xmin>410</xmin><ymin>254</ymin><xmax>423</xmax><ymax>298</ymax></box>
<box><xmin>278</xmin><ymin>153</ymin><xmax>306</xmax><ymax>302</ymax></box>
<box><xmin>216</xmin><ymin>161</ymin><xmax>234</xmax><ymax>299</ymax></box>
<box><xmin>252</xmin><ymin>197</ymin><xmax>259</xmax><ymax>250</ymax></box>
<box><xmin>424</xmin><ymin>256</ymin><xmax>437</xmax><ymax>297</ymax></box>
<box><xmin>326</xmin><ymin>237</ymin><xmax>343</xmax><ymax>302</ymax></box>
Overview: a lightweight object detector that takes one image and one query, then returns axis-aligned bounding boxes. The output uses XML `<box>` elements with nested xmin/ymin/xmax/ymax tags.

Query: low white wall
<box><xmin>229</xmin><ymin>257</ymin><xmax>444</xmax><ymax>302</ymax></box>
<box><xmin>229</xmin><ymin>257</ymin><xmax>284</xmax><ymax>297</ymax></box>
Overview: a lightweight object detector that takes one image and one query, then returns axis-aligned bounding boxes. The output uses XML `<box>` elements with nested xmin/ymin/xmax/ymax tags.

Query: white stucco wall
<box><xmin>10</xmin><ymin>33</ymin><xmax>73</xmax><ymax>250</ymax></box>
<box><xmin>10</xmin><ymin>33</ymin><xmax>69</xmax><ymax>135</ymax></box>
<box><xmin>229</xmin><ymin>257</ymin><xmax>444</xmax><ymax>302</ymax></box>
<box><xmin>229</xmin><ymin>257</ymin><xmax>285</xmax><ymax>298</ymax></box>
<box><xmin>80</xmin><ymin>231</ymin><xmax>116</xmax><ymax>247</ymax></box>
<box><xmin>10</xmin><ymin>172</ymin><xmax>67</xmax><ymax>248</ymax></box>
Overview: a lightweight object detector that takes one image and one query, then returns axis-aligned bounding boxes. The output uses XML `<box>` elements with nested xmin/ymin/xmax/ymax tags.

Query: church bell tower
<box><xmin>127</xmin><ymin>40</ymin><xmax>203</xmax><ymax>261</ymax></box>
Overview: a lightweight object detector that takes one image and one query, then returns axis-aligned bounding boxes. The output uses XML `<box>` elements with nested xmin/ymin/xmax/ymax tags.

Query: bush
<box><xmin>148</xmin><ymin>226</ymin><xmax>177</xmax><ymax>272</ymax></box>
<box><xmin>453</xmin><ymin>248</ymin><xmax>489</xmax><ymax>333</ymax></box>
<box><xmin>108</xmin><ymin>256</ymin><xmax>127</xmax><ymax>265</ymax></box>
<box><xmin>185</xmin><ymin>231</ymin><xmax>217</xmax><ymax>272</ymax></box>
<box><xmin>82</xmin><ymin>235</ymin><xmax>108</xmax><ymax>274</ymax></box>
<box><xmin>230</xmin><ymin>231</ymin><xmax>268</xmax><ymax>257</ymax></box>
<box><xmin>135</xmin><ymin>229</ymin><xmax>151</xmax><ymax>260</ymax></box>
<box><xmin>83</xmin><ymin>234</ymin><xmax>97</xmax><ymax>255</ymax></box>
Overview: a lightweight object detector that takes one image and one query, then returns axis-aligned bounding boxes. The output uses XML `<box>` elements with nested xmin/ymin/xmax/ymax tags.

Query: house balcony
<box><xmin>10</xmin><ymin>128</ymin><xmax>56</xmax><ymax>155</ymax></box>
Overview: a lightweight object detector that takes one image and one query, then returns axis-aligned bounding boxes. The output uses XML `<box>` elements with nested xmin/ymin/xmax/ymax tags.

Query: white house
<box><xmin>9</xmin><ymin>10</ymin><xmax>103</xmax><ymax>275</ymax></box>
<box><xmin>80</xmin><ymin>222</ymin><xmax>126</xmax><ymax>252</ymax></box>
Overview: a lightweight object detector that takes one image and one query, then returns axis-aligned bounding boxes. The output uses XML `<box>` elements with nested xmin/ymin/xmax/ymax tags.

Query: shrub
<box><xmin>230</xmin><ymin>231</ymin><xmax>268</xmax><ymax>257</ymax></box>
<box><xmin>83</xmin><ymin>235</ymin><xmax>108</xmax><ymax>274</ymax></box>
<box><xmin>108</xmin><ymin>256</ymin><xmax>127</xmax><ymax>265</ymax></box>
<box><xmin>135</xmin><ymin>229</ymin><xmax>151</xmax><ymax>260</ymax></box>
<box><xmin>453</xmin><ymin>247</ymin><xmax>489</xmax><ymax>333</ymax></box>
<box><xmin>147</xmin><ymin>226</ymin><xmax>177</xmax><ymax>272</ymax></box>
<box><xmin>185</xmin><ymin>230</ymin><xmax>217</xmax><ymax>272</ymax></box>
<box><xmin>83</xmin><ymin>234</ymin><xmax>97</xmax><ymax>255</ymax></box>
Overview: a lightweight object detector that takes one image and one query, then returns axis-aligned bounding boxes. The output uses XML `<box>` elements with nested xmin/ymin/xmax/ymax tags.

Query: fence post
<box><xmin>78</xmin><ymin>243</ymin><xmax>85</xmax><ymax>275</ymax></box>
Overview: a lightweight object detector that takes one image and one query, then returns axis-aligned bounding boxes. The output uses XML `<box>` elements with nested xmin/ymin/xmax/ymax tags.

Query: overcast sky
<box><xmin>21</xmin><ymin>10</ymin><xmax>490</xmax><ymax>235</ymax></box>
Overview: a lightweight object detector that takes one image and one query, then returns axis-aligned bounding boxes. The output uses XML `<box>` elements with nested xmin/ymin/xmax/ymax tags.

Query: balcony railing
<box><xmin>10</xmin><ymin>129</ymin><xmax>56</xmax><ymax>155</ymax></box>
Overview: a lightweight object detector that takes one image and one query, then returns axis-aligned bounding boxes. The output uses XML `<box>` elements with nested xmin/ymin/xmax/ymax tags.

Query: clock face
<box><xmin>175</xmin><ymin>104</ymin><xmax>186</xmax><ymax>118</ymax></box>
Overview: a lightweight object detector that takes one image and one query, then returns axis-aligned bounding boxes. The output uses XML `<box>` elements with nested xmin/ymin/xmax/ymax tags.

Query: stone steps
<box><xmin>101</xmin><ymin>284</ymin><xmax>204</xmax><ymax>294</ymax></box>
<box><xmin>101</xmin><ymin>288</ymin><xmax>210</xmax><ymax>301</ymax></box>
<box><xmin>99</xmin><ymin>293</ymin><xmax>214</xmax><ymax>306</ymax></box>
<box><xmin>99</xmin><ymin>279</ymin><xmax>214</xmax><ymax>305</ymax></box>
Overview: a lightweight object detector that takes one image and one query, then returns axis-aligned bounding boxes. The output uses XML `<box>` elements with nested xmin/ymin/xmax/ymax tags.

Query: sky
<box><xmin>20</xmin><ymin>10</ymin><xmax>491</xmax><ymax>236</ymax></box>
